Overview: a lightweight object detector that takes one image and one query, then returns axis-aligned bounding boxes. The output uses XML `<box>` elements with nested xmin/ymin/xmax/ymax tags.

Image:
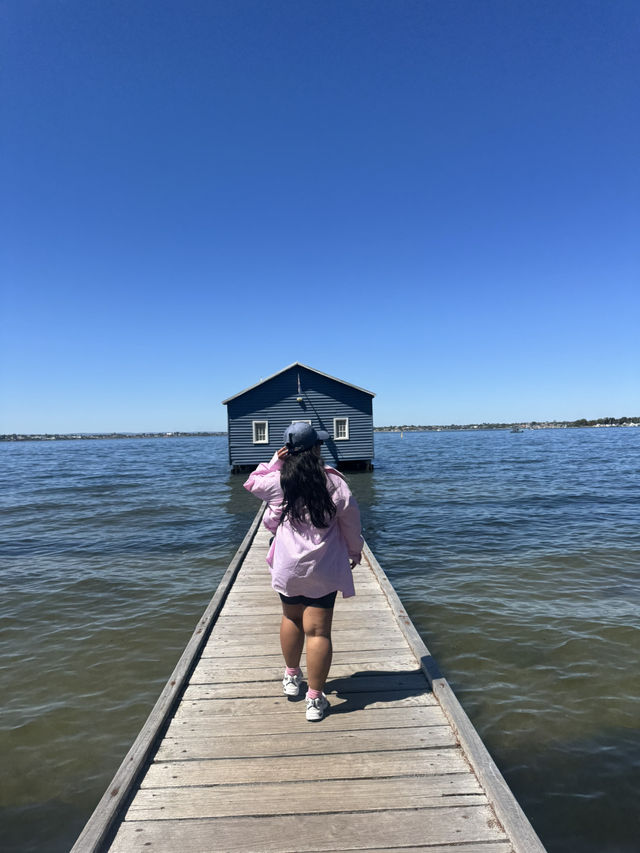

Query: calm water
<box><xmin>1</xmin><ymin>430</ymin><xmax>639</xmax><ymax>852</ymax></box>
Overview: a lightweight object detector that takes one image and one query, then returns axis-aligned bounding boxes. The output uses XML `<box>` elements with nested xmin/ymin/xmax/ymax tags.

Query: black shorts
<box><xmin>279</xmin><ymin>590</ymin><xmax>338</xmax><ymax>609</ymax></box>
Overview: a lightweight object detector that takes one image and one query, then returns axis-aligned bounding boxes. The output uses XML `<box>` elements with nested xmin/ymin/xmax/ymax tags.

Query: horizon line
<box><xmin>2</xmin><ymin>415</ymin><xmax>639</xmax><ymax>440</ymax></box>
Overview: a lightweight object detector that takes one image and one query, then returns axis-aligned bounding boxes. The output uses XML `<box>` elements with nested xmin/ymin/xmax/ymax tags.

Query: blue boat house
<box><xmin>222</xmin><ymin>362</ymin><xmax>375</xmax><ymax>472</ymax></box>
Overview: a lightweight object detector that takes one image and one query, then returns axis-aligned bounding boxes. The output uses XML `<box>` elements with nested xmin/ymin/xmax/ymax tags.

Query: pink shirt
<box><xmin>243</xmin><ymin>455</ymin><xmax>363</xmax><ymax>599</ymax></box>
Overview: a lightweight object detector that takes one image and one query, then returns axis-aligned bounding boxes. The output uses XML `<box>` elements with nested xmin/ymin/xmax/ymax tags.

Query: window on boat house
<box><xmin>252</xmin><ymin>421</ymin><xmax>269</xmax><ymax>444</ymax></box>
<box><xmin>333</xmin><ymin>417</ymin><xmax>349</xmax><ymax>440</ymax></box>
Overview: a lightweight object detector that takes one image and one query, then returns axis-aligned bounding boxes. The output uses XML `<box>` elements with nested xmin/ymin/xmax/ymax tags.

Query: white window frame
<box><xmin>291</xmin><ymin>419</ymin><xmax>312</xmax><ymax>425</ymax></box>
<box><xmin>333</xmin><ymin>417</ymin><xmax>349</xmax><ymax>440</ymax></box>
<box><xmin>252</xmin><ymin>420</ymin><xmax>269</xmax><ymax>444</ymax></box>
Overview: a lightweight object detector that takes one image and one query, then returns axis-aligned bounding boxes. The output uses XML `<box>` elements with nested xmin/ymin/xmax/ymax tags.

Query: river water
<box><xmin>1</xmin><ymin>429</ymin><xmax>638</xmax><ymax>852</ymax></box>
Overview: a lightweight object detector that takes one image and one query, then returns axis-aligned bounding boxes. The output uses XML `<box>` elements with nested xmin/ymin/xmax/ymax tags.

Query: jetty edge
<box><xmin>362</xmin><ymin>540</ymin><xmax>546</xmax><ymax>852</ymax></box>
<box><xmin>70</xmin><ymin>505</ymin><xmax>267</xmax><ymax>853</ymax></box>
<box><xmin>72</xmin><ymin>505</ymin><xmax>546</xmax><ymax>853</ymax></box>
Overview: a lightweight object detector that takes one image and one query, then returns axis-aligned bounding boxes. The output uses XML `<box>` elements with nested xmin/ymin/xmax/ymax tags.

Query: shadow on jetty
<box><xmin>324</xmin><ymin>667</ymin><xmax>434</xmax><ymax>714</ymax></box>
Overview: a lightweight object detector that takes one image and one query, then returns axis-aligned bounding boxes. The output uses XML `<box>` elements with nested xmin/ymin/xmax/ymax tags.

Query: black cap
<box><xmin>283</xmin><ymin>422</ymin><xmax>330</xmax><ymax>453</ymax></box>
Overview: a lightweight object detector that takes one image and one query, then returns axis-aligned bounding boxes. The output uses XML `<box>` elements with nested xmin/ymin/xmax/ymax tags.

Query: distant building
<box><xmin>222</xmin><ymin>362</ymin><xmax>375</xmax><ymax>472</ymax></box>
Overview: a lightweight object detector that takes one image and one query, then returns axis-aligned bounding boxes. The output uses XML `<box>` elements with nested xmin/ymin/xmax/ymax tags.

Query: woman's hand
<box><xmin>277</xmin><ymin>446</ymin><xmax>289</xmax><ymax>460</ymax></box>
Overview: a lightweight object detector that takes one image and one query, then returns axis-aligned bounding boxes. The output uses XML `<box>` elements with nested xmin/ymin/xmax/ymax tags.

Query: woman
<box><xmin>244</xmin><ymin>422</ymin><xmax>363</xmax><ymax>721</ymax></box>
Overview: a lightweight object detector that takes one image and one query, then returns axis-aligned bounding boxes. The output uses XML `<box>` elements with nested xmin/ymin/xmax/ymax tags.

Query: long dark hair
<box><xmin>280</xmin><ymin>445</ymin><xmax>336</xmax><ymax>528</ymax></box>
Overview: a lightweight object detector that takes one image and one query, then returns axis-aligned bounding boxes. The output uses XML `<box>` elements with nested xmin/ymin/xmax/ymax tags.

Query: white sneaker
<box><xmin>282</xmin><ymin>670</ymin><xmax>302</xmax><ymax>696</ymax></box>
<box><xmin>305</xmin><ymin>693</ymin><xmax>329</xmax><ymax>721</ymax></box>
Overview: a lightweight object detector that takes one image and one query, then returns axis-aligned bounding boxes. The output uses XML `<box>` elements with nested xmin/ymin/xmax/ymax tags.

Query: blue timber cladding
<box><xmin>224</xmin><ymin>364</ymin><xmax>374</xmax><ymax>468</ymax></box>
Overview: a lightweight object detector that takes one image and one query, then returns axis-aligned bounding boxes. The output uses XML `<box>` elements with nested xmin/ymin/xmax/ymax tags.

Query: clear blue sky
<box><xmin>2</xmin><ymin>0</ymin><xmax>638</xmax><ymax>432</ymax></box>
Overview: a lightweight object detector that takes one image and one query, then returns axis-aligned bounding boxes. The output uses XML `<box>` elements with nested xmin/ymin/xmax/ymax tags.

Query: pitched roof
<box><xmin>222</xmin><ymin>362</ymin><xmax>375</xmax><ymax>404</ymax></box>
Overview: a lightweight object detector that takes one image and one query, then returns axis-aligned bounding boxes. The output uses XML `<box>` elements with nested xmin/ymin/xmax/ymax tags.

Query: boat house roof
<box><xmin>221</xmin><ymin>362</ymin><xmax>376</xmax><ymax>405</ymax></box>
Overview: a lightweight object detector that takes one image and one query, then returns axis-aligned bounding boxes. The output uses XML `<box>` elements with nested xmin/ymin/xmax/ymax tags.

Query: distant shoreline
<box><xmin>0</xmin><ymin>432</ymin><xmax>227</xmax><ymax>442</ymax></box>
<box><xmin>2</xmin><ymin>418</ymin><xmax>638</xmax><ymax>442</ymax></box>
<box><xmin>375</xmin><ymin>417</ymin><xmax>639</xmax><ymax>433</ymax></box>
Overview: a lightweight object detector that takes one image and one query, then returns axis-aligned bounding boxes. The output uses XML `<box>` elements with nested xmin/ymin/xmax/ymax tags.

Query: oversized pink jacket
<box><xmin>243</xmin><ymin>455</ymin><xmax>363</xmax><ymax>599</ymax></box>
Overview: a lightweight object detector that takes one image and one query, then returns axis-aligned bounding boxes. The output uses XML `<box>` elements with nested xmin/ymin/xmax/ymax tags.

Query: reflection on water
<box><xmin>1</xmin><ymin>429</ymin><xmax>639</xmax><ymax>852</ymax></box>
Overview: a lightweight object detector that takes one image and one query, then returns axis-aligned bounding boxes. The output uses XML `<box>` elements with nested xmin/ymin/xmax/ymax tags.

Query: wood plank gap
<box><xmin>161</xmin><ymin>722</ymin><xmax>450</xmax><ymax>740</ymax></box>
<box><xmin>151</xmin><ymin>742</ymin><xmax>460</xmax><ymax>763</ymax></box>
<box><xmin>125</xmin><ymin>800</ymin><xmax>491</xmax><ymax>823</ymax></box>
<box><xmin>139</xmin><ymin>769</ymin><xmax>475</xmax><ymax>791</ymax></box>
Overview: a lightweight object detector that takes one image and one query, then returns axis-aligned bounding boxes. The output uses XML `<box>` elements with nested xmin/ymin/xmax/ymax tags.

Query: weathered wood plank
<box><xmin>155</xmin><ymin>724</ymin><xmax>456</xmax><ymax>760</ymax></box>
<box><xmin>176</xmin><ymin>671</ymin><xmax>428</xmax><ymax>699</ymax></box>
<box><xmin>140</xmin><ymin>749</ymin><xmax>469</xmax><ymax>788</ymax></box>
<box><xmin>208</xmin><ymin>625</ymin><xmax>404</xmax><ymax>641</ymax></box>
<box><xmin>203</xmin><ymin>634</ymin><xmax>412</xmax><ymax>656</ymax></box>
<box><xmin>127</xmin><ymin>775</ymin><xmax>485</xmax><ymax>820</ymax></box>
<box><xmin>199</xmin><ymin>647</ymin><xmax>416</xmax><ymax>665</ymax></box>
<box><xmin>212</xmin><ymin>616</ymin><xmax>401</xmax><ymax>633</ymax></box>
<box><xmin>189</xmin><ymin>658</ymin><xmax>421</xmax><ymax>683</ymax></box>
<box><xmin>178</xmin><ymin>689</ymin><xmax>436</xmax><ymax>710</ymax></box>
<box><xmin>110</xmin><ymin>806</ymin><xmax>507</xmax><ymax>852</ymax></box>
<box><xmin>212</xmin><ymin>603</ymin><xmax>394</xmax><ymax>620</ymax></box>
<box><xmin>199</xmin><ymin>643</ymin><xmax>413</xmax><ymax>659</ymax></box>
<box><xmin>165</xmin><ymin>704</ymin><xmax>447</xmax><ymax>737</ymax></box>
<box><xmin>221</xmin><ymin>606</ymin><xmax>386</xmax><ymax>618</ymax></box>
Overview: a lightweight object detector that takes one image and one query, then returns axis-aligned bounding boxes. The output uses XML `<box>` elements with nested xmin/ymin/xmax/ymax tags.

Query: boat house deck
<box><xmin>73</xmin><ymin>507</ymin><xmax>545</xmax><ymax>853</ymax></box>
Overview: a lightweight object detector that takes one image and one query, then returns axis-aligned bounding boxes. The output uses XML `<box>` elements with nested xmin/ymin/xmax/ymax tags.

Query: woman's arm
<box><xmin>242</xmin><ymin>448</ymin><xmax>287</xmax><ymax>501</ymax></box>
<box><xmin>243</xmin><ymin>447</ymin><xmax>290</xmax><ymax>532</ymax></box>
<box><xmin>335</xmin><ymin>483</ymin><xmax>364</xmax><ymax>565</ymax></box>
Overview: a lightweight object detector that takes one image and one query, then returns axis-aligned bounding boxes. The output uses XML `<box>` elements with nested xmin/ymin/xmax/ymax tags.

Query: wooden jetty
<box><xmin>73</xmin><ymin>506</ymin><xmax>546</xmax><ymax>853</ymax></box>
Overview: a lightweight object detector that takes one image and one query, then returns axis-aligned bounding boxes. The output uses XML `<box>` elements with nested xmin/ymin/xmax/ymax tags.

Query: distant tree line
<box><xmin>374</xmin><ymin>416</ymin><xmax>639</xmax><ymax>432</ymax></box>
<box><xmin>0</xmin><ymin>431</ymin><xmax>227</xmax><ymax>442</ymax></box>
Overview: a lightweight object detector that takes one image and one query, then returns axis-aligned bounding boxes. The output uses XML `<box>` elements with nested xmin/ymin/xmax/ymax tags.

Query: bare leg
<box><xmin>303</xmin><ymin>606</ymin><xmax>334</xmax><ymax>692</ymax></box>
<box><xmin>280</xmin><ymin>602</ymin><xmax>305</xmax><ymax>669</ymax></box>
